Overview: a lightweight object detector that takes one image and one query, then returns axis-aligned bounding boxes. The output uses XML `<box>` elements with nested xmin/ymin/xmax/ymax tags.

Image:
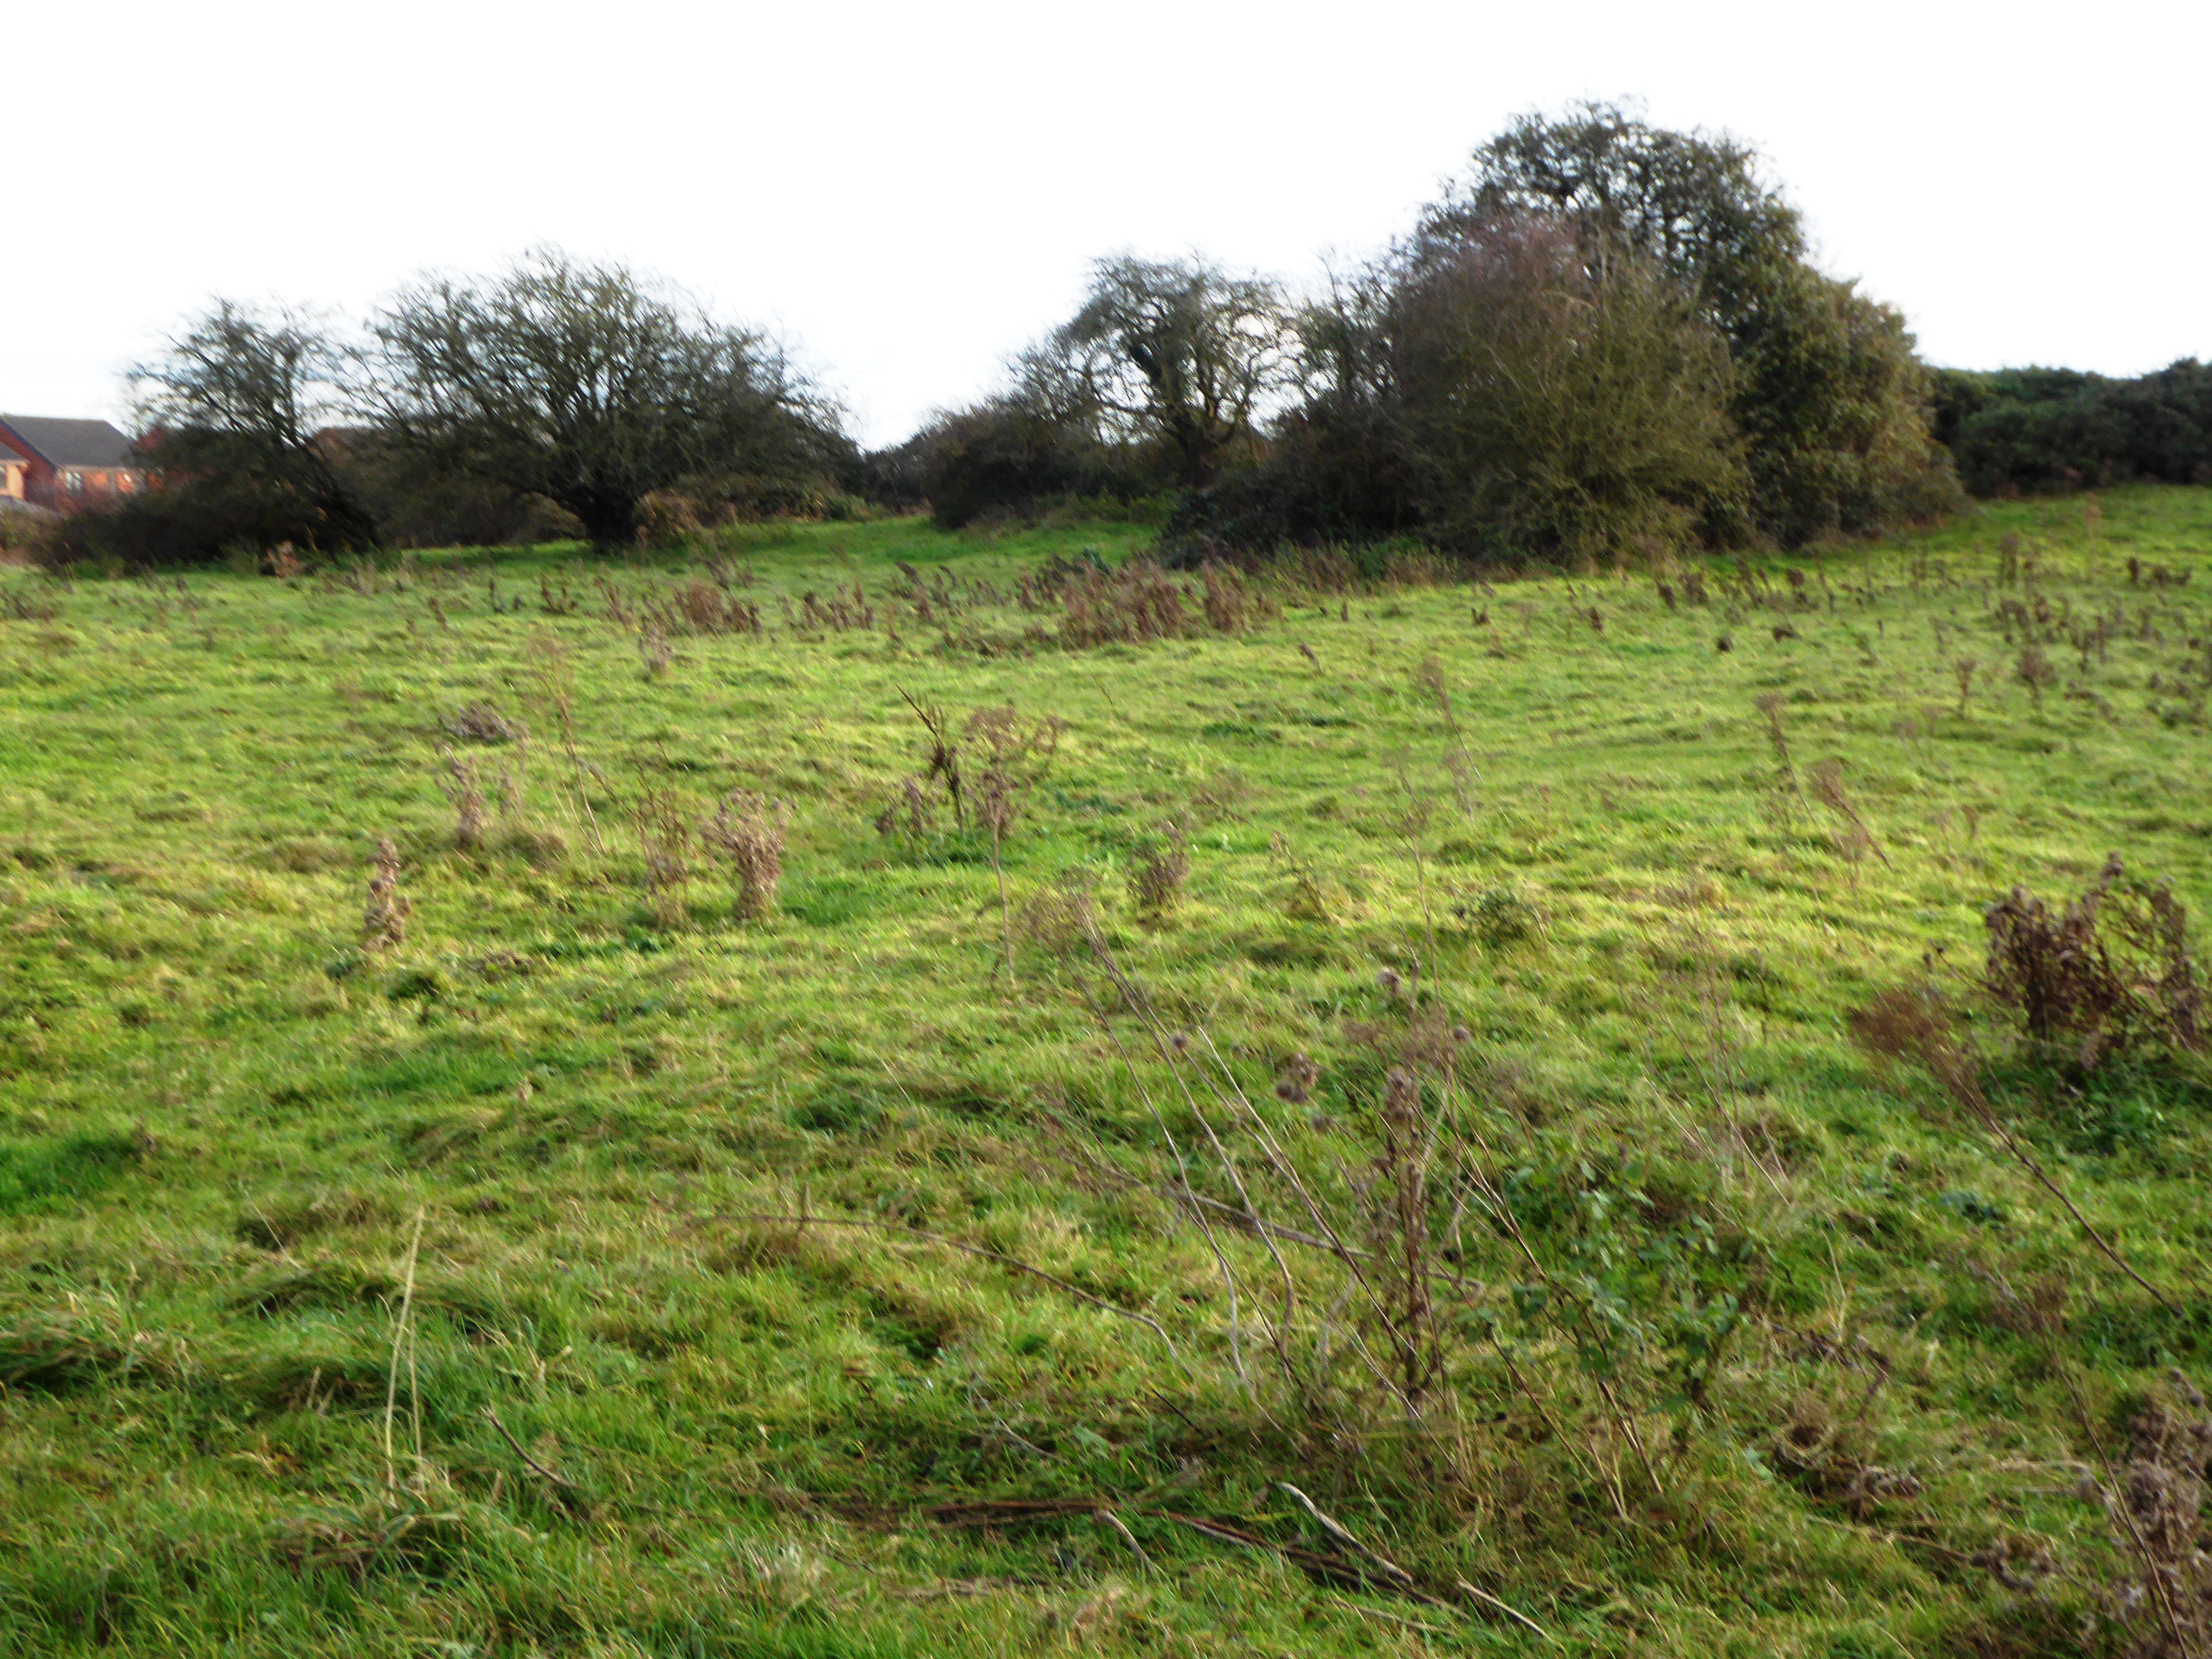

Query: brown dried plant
<box><xmin>363</xmin><ymin>837</ymin><xmax>410</xmax><ymax>951</ymax></box>
<box><xmin>1808</xmin><ymin>759</ymin><xmax>1889</xmax><ymax>881</ymax></box>
<box><xmin>898</xmin><ymin>690</ymin><xmax>965</xmax><ymax>829</ymax></box>
<box><xmin>1983</xmin><ymin>855</ymin><xmax>2203</xmax><ymax>1067</ymax></box>
<box><xmin>964</xmin><ymin>705</ymin><xmax>1064</xmax><ymax>980</ymax></box>
<box><xmin>2099</xmin><ymin>1380</ymin><xmax>2212</xmax><ymax>1659</ymax></box>
<box><xmin>1129</xmin><ymin>820</ymin><xmax>1191</xmax><ymax>920</ymax></box>
<box><xmin>528</xmin><ymin>631</ymin><xmax>604</xmax><ymax>855</ymax></box>
<box><xmin>1199</xmin><ymin>560</ymin><xmax>1251</xmax><ymax>634</ymax></box>
<box><xmin>2016</xmin><ymin>644</ymin><xmax>2058</xmax><ymax>714</ymax></box>
<box><xmin>703</xmin><ymin>791</ymin><xmax>788</xmax><ymax>922</ymax></box>
<box><xmin>440</xmin><ymin>701</ymin><xmax>524</xmax><ymax>744</ymax></box>
<box><xmin>1057</xmin><ymin>559</ymin><xmax>1188</xmax><ymax>647</ymax></box>
<box><xmin>633</xmin><ymin>784</ymin><xmax>694</xmax><ymax>928</ymax></box>
<box><xmin>436</xmin><ymin>749</ymin><xmax>487</xmax><ymax>851</ymax></box>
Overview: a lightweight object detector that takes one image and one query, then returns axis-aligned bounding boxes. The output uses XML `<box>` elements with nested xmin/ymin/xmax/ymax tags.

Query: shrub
<box><xmin>1934</xmin><ymin>359</ymin><xmax>2212</xmax><ymax>496</ymax></box>
<box><xmin>909</xmin><ymin>400</ymin><xmax>1153</xmax><ymax>530</ymax></box>
<box><xmin>0</xmin><ymin>504</ymin><xmax>58</xmax><ymax>561</ymax></box>
<box><xmin>634</xmin><ymin>491</ymin><xmax>704</xmax><ymax>547</ymax></box>
<box><xmin>37</xmin><ymin>481</ymin><xmax>374</xmax><ymax>572</ymax></box>
<box><xmin>1983</xmin><ymin>855</ymin><xmax>2203</xmax><ymax>1069</ymax></box>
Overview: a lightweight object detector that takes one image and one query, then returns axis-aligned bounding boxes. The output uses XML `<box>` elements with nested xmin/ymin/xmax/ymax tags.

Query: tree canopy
<box><xmin>1430</xmin><ymin>101</ymin><xmax>1959</xmax><ymax>543</ymax></box>
<box><xmin>127</xmin><ymin>300</ymin><xmax>377</xmax><ymax>555</ymax></box>
<box><xmin>1042</xmin><ymin>256</ymin><xmax>1293</xmax><ymax>489</ymax></box>
<box><xmin>365</xmin><ymin>249</ymin><xmax>848</xmax><ymax>548</ymax></box>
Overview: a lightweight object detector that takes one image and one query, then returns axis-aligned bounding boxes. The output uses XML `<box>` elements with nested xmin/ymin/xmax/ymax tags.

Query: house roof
<box><xmin>0</xmin><ymin>439</ymin><xmax>30</xmax><ymax>467</ymax></box>
<box><xmin>0</xmin><ymin>416</ymin><xmax>140</xmax><ymax>468</ymax></box>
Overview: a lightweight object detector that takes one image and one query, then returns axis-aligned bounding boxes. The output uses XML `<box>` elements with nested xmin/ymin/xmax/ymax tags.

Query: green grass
<box><xmin>2</xmin><ymin>492</ymin><xmax>2211</xmax><ymax>1655</ymax></box>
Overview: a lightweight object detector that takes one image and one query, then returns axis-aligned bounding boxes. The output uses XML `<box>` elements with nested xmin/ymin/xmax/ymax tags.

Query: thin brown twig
<box><xmin>484</xmin><ymin>1406</ymin><xmax>580</xmax><ymax>1490</ymax></box>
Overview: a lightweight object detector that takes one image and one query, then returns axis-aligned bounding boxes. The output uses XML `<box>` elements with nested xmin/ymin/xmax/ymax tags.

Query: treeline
<box><xmin>46</xmin><ymin>102</ymin><xmax>2204</xmax><ymax>570</ymax></box>
<box><xmin>1932</xmin><ymin>360</ymin><xmax>2212</xmax><ymax>497</ymax></box>
<box><xmin>50</xmin><ymin>252</ymin><xmax>860</xmax><ymax>567</ymax></box>
<box><xmin>894</xmin><ymin>102</ymin><xmax>1965</xmax><ymax>560</ymax></box>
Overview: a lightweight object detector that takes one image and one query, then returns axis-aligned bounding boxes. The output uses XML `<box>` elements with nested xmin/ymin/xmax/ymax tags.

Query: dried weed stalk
<box><xmin>703</xmin><ymin>791</ymin><xmax>788</xmax><ymax>922</ymax></box>
<box><xmin>362</xmin><ymin>837</ymin><xmax>410</xmax><ymax>951</ymax></box>
<box><xmin>633</xmin><ymin>784</ymin><xmax>694</xmax><ymax>928</ymax></box>
<box><xmin>1983</xmin><ymin>855</ymin><xmax>2203</xmax><ymax>1066</ymax></box>
<box><xmin>436</xmin><ymin>749</ymin><xmax>487</xmax><ymax>851</ymax></box>
<box><xmin>965</xmin><ymin>705</ymin><xmax>1064</xmax><ymax>980</ymax></box>
<box><xmin>1808</xmin><ymin>759</ymin><xmax>1889</xmax><ymax>880</ymax></box>
<box><xmin>1129</xmin><ymin>820</ymin><xmax>1191</xmax><ymax>920</ymax></box>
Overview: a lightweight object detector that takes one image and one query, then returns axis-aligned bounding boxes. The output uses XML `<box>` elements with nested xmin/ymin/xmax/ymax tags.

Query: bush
<box><xmin>37</xmin><ymin>480</ymin><xmax>374</xmax><ymax>572</ymax></box>
<box><xmin>1182</xmin><ymin>214</ymin><xmax>1748</xmax><ymax>566</ymax></box>
<box><xmin>1392</xmin><ymin>216</ymin><xmax>1749</xmax><ymax>562</ymax></box>
<box><xmin>909</xmin><ymin>400</ymin><xmax>1156</xmax><ymax>530</ymax></box>
<box><xmin>1983</xmin><ymin>854</ymin><xmax>2203</xmax><ymax>1069</ymax></box>
<box><xmin>1934</xmin><ymin>360</ymin><xmax>2212</xmax><ymax>496</ymax></box>
<box><xmin>682</xmin><ymin>473</ymin><xmax>838</xmax><ymax>523</ymax></box>
<box><xmin>334</xmin><ymin>433</ymin><xmax>583</xmax><ymax>548</ymax></box>
<box><xmin>0</xmin><ymin>504</ymin><xmax>58</xmax><ymax>561</ymax></box>
<box><xmin>1434</xmin><ymin>101</ymin><xmax>1964</xmax><ymax>547</ymax></box>
<box><xmin>634</xmin><ymin>491</ymin><xmax>705</xmax><ymax>547</ymax></box>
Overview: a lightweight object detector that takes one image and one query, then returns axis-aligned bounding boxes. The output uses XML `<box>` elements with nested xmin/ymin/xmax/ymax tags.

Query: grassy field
<box><xmin>3</xmin><ymin>488</ymin><xmax>2211</xmax><ymax>1657</ymax></box>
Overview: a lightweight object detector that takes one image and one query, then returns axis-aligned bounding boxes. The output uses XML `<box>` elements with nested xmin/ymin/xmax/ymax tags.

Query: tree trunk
<box><xmin>564</xmin><ymin>487</ymin><xmax>638</xmax><ymax>551</ymax></box>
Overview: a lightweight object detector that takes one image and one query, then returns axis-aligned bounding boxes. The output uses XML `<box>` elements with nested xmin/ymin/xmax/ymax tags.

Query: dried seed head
<box><xmin>1376</xmin><ymin>967</ymin><xmax>1401</xmax><ymax>996</ymax></box>
<box><xmin>1170</xmin><ymin>1031</ymin><xmax>1190</xmax><ymax>1054</ymax></box>
<box><xmin>1451</xmin><ymin>1025</ymin><xmax>1472</xmax><ymax>1045</ymax></box>
<box><xmin>1382</xmin><ymin>1066</ymin><xmax>1420</xmax><ymax>1128</ymax></box>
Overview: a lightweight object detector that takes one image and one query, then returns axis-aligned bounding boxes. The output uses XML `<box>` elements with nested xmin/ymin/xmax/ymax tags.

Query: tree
<box><xmin>1045</xmin><ymin>255</ymin><xmax>1292</xmax><ymax>489</ymax></box>
<box><xmin>1388</xmin><ymin>215</ymin><xmax>1745</xmax><ymax>561</ymax></box>
<box><xmin>365</xmin><ymin>249</ymin><xmax>844</xmax><ymax>548</ymax></box>
<box><xmin>1170</xmin><ymin>219</ymin><xmax>1743</xmax><ymax>562</ymax></box>
<box><xmin>128</xmin><ymin>300</ymin><xmax>378</xmax><ymax>553</ymax></box>
<box><xmin>1434</xmin><ymin>101</ymin><xmax>1959</xmax><ymax>542</ymax></box>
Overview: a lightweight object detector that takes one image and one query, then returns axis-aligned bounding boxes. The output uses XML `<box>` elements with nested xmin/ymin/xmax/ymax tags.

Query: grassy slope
<box><xmin>1</xmin><ymin>491</ymin><xmax>2209</xmax><ymax>1656</ymax></box>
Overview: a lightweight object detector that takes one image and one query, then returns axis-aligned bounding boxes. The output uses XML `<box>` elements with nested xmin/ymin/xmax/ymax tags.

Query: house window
<box><xmin>63</xmin><ymin>469</ymin><xmax>84</xmax><ymax>492</ymax></box>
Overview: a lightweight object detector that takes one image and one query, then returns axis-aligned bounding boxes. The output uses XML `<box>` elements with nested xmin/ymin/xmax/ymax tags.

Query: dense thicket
<box><xmin>907</xmin><ymin>255</ymin><xmax>1286</xmax><ymax>528</ymax></box>
<box><xmin>1933</xmin><ymin>360</ymin><xmax>2212</xmax><ymax>496</ymax></box>
<box><xmin>897</xmin><ymin>398</ymin><xmax>1153</xmax><ymax>529</ymax></box>
<box><xmin>1006</xmin><ymin>103</ymin><xmax>1964</xmax><ymax>559</ymax></box>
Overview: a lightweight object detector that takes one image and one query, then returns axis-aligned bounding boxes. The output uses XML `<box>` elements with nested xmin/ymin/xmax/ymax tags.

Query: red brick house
<box><xmin>0</xmin><ymin>415</ymin><xmax>147</xmax><ymax>506</ymax></box>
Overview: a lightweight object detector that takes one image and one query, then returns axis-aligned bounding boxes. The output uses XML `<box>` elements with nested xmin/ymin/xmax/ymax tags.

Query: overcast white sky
<box><xmin>6</xmin><ymin>0</ymin><xmax>2206</xmax><ymax>447</ymax></box>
